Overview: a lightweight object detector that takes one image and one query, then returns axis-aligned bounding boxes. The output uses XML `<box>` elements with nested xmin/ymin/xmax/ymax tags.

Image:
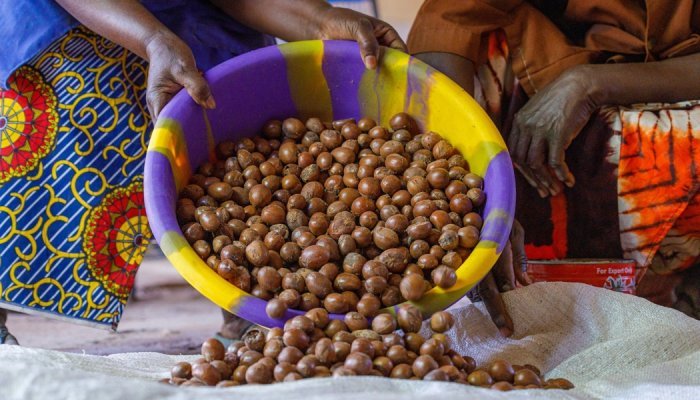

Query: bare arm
<box><xmin>210</xmin><ymin>0</ymin><xmax>406</xmax><ymax>69</ymax></box>
<box><xmin>54</xmin><ymin>0</ymin><xmax>214</xmax><ymax>118</ymax></box>
<box><xmin>509</xmin><ymin>51</ymin><xmax>700</xmax><ymax>196</ymax></box>
<box><xmin>588</xmin><ymin>52</ymin><xmax>700</xmax><ymax>105</ymax></box>
<box><xmin>54</xmin><ymin>0</ymin><xmax>168</xmax><ymax>59</ymax></box>
<box><xmin>415</xmin><ymin>52</ymin><xmax>476</xmax><ymax>96</ymax></box>
<box><xmin>210</xmin><ymin>0</ymin><xmax>330</xmax><ymax>42</ymax></box>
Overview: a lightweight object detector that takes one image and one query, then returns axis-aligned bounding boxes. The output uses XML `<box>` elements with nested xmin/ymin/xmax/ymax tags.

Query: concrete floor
<box><xmin>5</xmin><ymin>252</ymin><xmax>222</xmax><ymax>355</ymax></box>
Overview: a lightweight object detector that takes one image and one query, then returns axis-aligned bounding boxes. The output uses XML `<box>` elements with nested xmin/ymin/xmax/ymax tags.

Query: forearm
<box><xmin>54</xmin><ymin>0</ymin><xmax>176</xmax><ymax>60</ymax></box>
<box><xmin>414</xmin><ymin>52</ymin><xmax>475</xmax><ymax>96</ymax></box>
<box><xmin>209</xmin><ymin>0</ymin><xmax>332</xmax><ymax>42</ymax></box>
<box><xmin>585</xmin><ymin>53</ymin><xmax>700</xmax><ymax>106</ymax></box>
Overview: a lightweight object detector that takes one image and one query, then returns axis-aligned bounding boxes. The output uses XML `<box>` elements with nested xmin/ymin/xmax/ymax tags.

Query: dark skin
<box><xmin>55</xmin><ymin>0</ymin><xmax>406</xmax><ymax>119</ymax></box>
<box><xmin>509</xmin><ymin>53</ymin><xmax>700</xmax><ymax>197</ymax></box>
<box><xmin>479</xmin><ymin>219</ymin><xmax>530</xmax><ymax>337</ymax></box>
<box><xmin>210</xmin><ymin>0</ymin><xmax>406</xmax><ymax>69</ymax></box>
<box><xmin>19</xmin><ymin>0</ymin><xmax>404</xmax><ymax>343</ymax></box>
<box><xmin>417</xmin><ymin>49</ymin><xmax>700</xmax><ymax>336</ymax></box>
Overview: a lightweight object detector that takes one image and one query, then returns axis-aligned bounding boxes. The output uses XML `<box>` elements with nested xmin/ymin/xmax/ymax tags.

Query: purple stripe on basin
<box><xmin>204</xmin><ymin>46</ymin><xmax>298</xmax><ymax>145</ymax></box>
<box><xmin>156</xmin><ymin>46</ymin><xmax>299</xmax><ymax>173</ymax></box>
<box><xmin>144</xmin><ymin>41</ymin><xmax>516</xmax><ymax>328</ymax></box>
<box><xmin>480</xmin><ymin>150</ymin><xmax>516</xmax><ymax>252</ymax></box>
<box><xmin>322</xmin><ymin>41</ymin><xmax>365</xmax><ymax>120</ymax></box>
<box><xmin>405</xmin><ymin>57</ymin><xmax>430</xmax><ymax>132</ymax></box>
<box><xmin>235</xmin><ymin>296</ymin><xmax>345</xmax><ymax>328</ymax></box>
<box><xmin>144</xmin><ymin>151</ymin><xmax>179</xmax><ymax>242</ymax></box>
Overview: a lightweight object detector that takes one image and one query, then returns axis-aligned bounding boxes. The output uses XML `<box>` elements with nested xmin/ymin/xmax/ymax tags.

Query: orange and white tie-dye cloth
<box><xmin>615</xmin><ymin>104</ymin><xmax>700</xmax><ymax>275</ymax></box>
<box><xmin>475</xmin><ymin>31</ymin><xmax>700</xmax><ymax>278</ymax></box>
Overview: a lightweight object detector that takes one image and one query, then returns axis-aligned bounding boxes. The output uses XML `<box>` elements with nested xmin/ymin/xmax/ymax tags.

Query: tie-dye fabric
<box><xmin>475</xmin><ymin>30</ymin><xmax>699</xmax><ymax>279</ymax></box>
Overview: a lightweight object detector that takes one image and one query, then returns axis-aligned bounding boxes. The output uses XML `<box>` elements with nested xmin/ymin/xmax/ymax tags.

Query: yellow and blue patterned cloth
<box><xmin>0</xmin><ymin>19</ymin><xmax>270</xmax><ymax>328</ymax></box>
<box><xmin>0</xmin><ymin>28</ymin><xmax>151</xmax><ymax>328</ymax></box>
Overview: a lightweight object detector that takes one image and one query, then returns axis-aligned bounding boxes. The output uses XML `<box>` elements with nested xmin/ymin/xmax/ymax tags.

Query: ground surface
<box><xmin>6</xmin><ymin>251</ymin><xmax>221</xmax><ymax>355</ymax></box>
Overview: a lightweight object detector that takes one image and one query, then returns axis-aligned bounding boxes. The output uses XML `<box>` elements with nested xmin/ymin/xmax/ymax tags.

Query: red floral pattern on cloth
<box><xmin>0</xmin><ymin>66</ymin><xmax>58</xmax><ymax>183</ymax></box>
<box><xmin>83</xmin><ymin>180</ymin><xmax>151</xmax><ymax>299</ymax></box>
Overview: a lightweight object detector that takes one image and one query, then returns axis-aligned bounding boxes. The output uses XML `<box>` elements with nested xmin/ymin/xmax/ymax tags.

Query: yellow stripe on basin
<box><xmin>359</xmin><ymin>48</ymin><xmax>507</xmax><ymax>176</ymax></box>
<box><xmin>279</xmin><ymin>41</ymin><xmax>333</xmax><ymax>122</ymax></box>
<box><xmin>422</xmin><ymin>70</ymin><xmax>507</xmax><ymax>176</ymax></box>
<box><xmin>160</xmin><ymin>231</ymin><xmax>246</xmax><ymax>311</ymax></box>
<box><xmin>148</xmin><ymin>118</ymin><xmax>191</xmax><ymax>192</ymax></box>
<box><xmin>359</xmin><ymin>49</ymin><xmax>410</xmax><ymax>128</ymax></box>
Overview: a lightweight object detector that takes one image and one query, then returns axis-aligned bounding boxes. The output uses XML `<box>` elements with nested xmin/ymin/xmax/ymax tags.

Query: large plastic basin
<box><xmin>144</xmin><ymin>40</ymin><xmax>515</xmax><ymax>327</ymax></box>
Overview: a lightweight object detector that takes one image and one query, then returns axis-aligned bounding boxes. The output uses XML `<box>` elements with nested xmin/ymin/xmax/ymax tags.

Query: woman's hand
<box><xmin>211</xmin><ymin>0</ymin><xmax>406</xmax><ymax>70</ymax></box>
<box><xmin>412</xmin><ymin>52</ymin><xmax>531</xmax><ymax>336</ymax></box>
<box><xmin>145</xmin><ymin>33</ymin><xmax>215</xmax><ymax>119</ymax></box>
<box><xmin>511</xmin><ymin>52</ymin><xmax>700</xmax><ymax>196</ymax></box>
<box><xmin>54</xmin><ymin>0</ymin><xmax>215</xmax><ymax>120</ymax></box>
<box><xmin>315</xmin><ymin>7</ymin><xmax>407</xmax><ymax>69</ymax></box>
<box><xmin>508</xmin><ymin>67</ymin><xmax>599</xmax><ymax>197</ymax></box>
<box><xmin>476</xmin><ymin>219</ymin><xmax>531</xmax><ymax>336</ymax></box>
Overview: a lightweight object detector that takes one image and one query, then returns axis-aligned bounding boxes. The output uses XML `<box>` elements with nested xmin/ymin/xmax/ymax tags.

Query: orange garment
<box><xmin>456</xmin><ymin>29</ymin><xmax>700</xmax><ymax>278</ymax></box>
<box><xmin>616</xmin><ymin>105</ymin><xmax>700</xmax><ymax>274</ymax></box>
<box><xmin>408</xmin><ymin>0</ymin><xmax>700</xmax><ymax>95</ymax></box>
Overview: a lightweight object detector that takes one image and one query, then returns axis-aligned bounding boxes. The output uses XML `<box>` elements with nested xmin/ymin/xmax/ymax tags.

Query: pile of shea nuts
<box><xmin>170</xmin><ymin>115</ymin><xmax>574</xmax><ymax>390</ymax></box>
<box><xmin>177</xmin><ymin>114</ymin><xmax>485</xmax><ymax>317</ymax></box>
<box><xmin>162</xmin><ymin>306</ymin><xmax>574</xmax><ymax>390</ymax></box>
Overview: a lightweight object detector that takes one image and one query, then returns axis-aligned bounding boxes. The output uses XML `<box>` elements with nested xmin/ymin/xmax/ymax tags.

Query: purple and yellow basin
<box><xmin>144</xmin><ymin>40</ymin><xmax>515</xmax><ymax>327</ymax></box>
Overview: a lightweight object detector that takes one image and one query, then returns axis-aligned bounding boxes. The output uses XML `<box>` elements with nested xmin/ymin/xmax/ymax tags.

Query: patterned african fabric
<box><xmin>474</xmin><ymin>31</ymin><xmax>699</xmax><ymax>280</ymax></box>
<box><xmin>0</xmin><ymin>27</ymin><xmax>151</xmax><ymax>329</ymax></box>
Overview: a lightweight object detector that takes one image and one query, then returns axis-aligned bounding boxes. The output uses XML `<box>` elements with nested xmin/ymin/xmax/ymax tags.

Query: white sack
<box><xmin>1</xmin><ymin>282</ymin><xmax>698</xmax><ymax>400</ymax></box>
